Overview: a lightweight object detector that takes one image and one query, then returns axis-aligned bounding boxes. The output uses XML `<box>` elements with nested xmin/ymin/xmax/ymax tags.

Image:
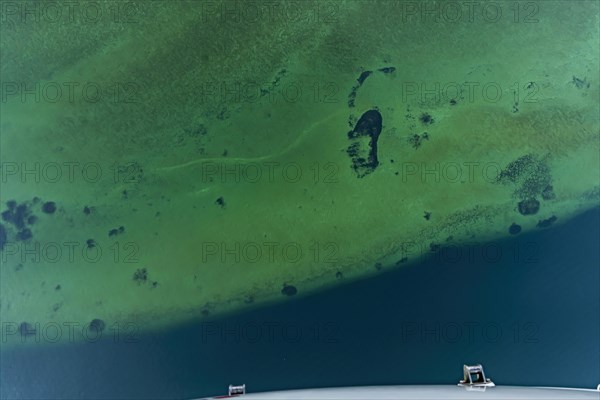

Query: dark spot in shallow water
<box><xmin>16</xmin><ymin>228</ymin><xmax>32</xmax><ymax>241</ymax></box>
<box><xmin>1</xmin><ymin>211</ymin><xmax>12</xmax><ymax>224</ymax></box>
<box><xmin>42</xmin><ymin>201</ymin><xmax>56</xmax><ymax>214</ymax></box>
<box><xmin>2</xmin><ymin>202</ymin><xmax>31</xmax><ymax>230</ymax></box>
<box><xmin>496</xmin><ymin>155</ymin><xmax>552</xmax><ymax>200</ymax></box>
<box><xmin>15</xmin><ymin>204</ymin><xmax>29</xmax><ymax>227</ymax></box>
<box><xmin>19</xmin><ymin>322</ymin><xmax>36</xmax><ymax>336</ymax></box>
<box><xmin>509</xmin><ymin>223</ymin><xmax>522</xmax><ymax>235</ymax></box>
<box><xmin>0</xmin><ymin>224</ymin><xmax>6</xmax><ymax>251</ymax></box>
<box><xmin>89</xmin><ymin>318</ymin><xmax>106</xmax><ymax>333</ymax></box>
<box><xmin>518</xmin><ymin>198</ymin><xmax>540</xmax><ymax>215</ymax></box>
<box><xmin>356</xmin><ymin>70</ymin><xmax>373</xmax><ymax>85</ymax></box>
<box><xmin>542</xmin><ymin>185</ymin><xmax>556</xmax><ymax>200</ymax></box>
<box><xmin>378</xmin><ymin>66</ymin><xmax>396</xmax><ymax>74</ymax></box>
<box><xmin>347</xmin><ymin>88</ymin><xmax>357</xmax><ymax>108</ymax></box>
<box><xmin>395</xmin><ymin>257</ymin><xmax>408</xmax><ymax>266</ymax></box>
<box><xmin>537</xmin><ymin>215</ymin><xmax>557</xmax><ymax>228</ymax></box>
<box><xmin>419</xmin><ymin>112</ymin><xmax>434</xmax><ymax>125</ymax></box>
<box><xmin>572</xmin><ymin>76</ymin><xmax>590</xmax><ymax>89</ymax></box>
<box><xmin>281</xmin><ymin>284</ymin><xmax>297</xmax><ymax>296</ymax></box>
<box><xmin>133</xmin><ymin>268</ymin><xmax>148</xmax><ymax>284</ymax></box>
<box><xmin>346</xmin><ymin>109</ymin><xmax>383</xmax><ymax>178</ymax></box>
<box><xmin>349</xmin><ymin>109</ymin><xmax>383</xmax><ymax>140</ymax></box>
<box><xmin>108</xmin><ymin>226</ymin><xmax>125</xmax><ymax>237</ymax></box>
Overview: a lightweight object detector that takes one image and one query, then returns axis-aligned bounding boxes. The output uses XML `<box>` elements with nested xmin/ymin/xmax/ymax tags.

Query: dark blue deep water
<box><xmin>1</xmin><ymin>207</ymin><xmax>599</xmax><ymax>399</ymax></box>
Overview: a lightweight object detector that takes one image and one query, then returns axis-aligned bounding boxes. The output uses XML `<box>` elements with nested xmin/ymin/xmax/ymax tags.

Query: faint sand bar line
<box><xmin>156</xmin><ymin>108</ymin><xmax>349</xmax><ymax>173</ymax></box>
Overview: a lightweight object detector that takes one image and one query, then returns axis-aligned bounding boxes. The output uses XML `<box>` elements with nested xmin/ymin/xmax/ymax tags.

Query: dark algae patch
<box><xmin>419</xmin><ymin>112</ymin><xmax>434</xmax><ymax>125</ymax></box>
<box><xmin>346</xmin><ymin>67</ymin><xmax>395</xmax><ymax>108</ymax></box>
<box><xmin>133</xmin><ymin>268</ymin><xmax>148</xmax><ymax>284</ymax></box>
<box><xmin>346</xmin><ymin>109</ymin><xmax>383</xmax><ymax>178</ymax></box>
<box><xmin>0</xmin><ymin>224</ymin><xmax>6</xmax><ymax>251</ymax></box>
<box><xmin>108</xmin><ymin>226</ymin><xmax>125</xmax><ymax>237</ymax></box>
<box><xmin>16</xmin><ymin>228</ymin><xmax>32</xmax><ymax>241</ymax></box>
<box><xmin>357</xmin><ymin>70</ymin><xmax>373</xmax><ymax>85</ymax></box>
<box><xmin>88</xmin><ymin>318</ymin><xmax>106</xmax><ymax>333</ymax></box>
<box><xmin>571</xmin><ymin>75</ymin><xmax>590</xmax><ymax>89</ymax></box>
<box><xmin>19</xmin><ymin>322</ymin><xmax>36</xmax><ymax>337</ymax></box>
<box><xmin>408</xmin><ymin>132</ymin><xmax>429</xmax><ymax>149</ymax></box>
<box><xmin>518</xmin><ymin>198</ymin><xmax>540</xmax><ymax>215</ymax></box>
<box><xmin>347</xmin><ymin>70</ymin><xmax>373</xmax><ymax>107</ymax></box>
<box><xmin>396</xmin><ymin>257</ymin><xmax>408</xmax><ymax>265</ymax></box>
<box><xmin>377</xmin><ymin>66</ymin><xmax>396</xmax><ymax>74</ymax></box>
<box><xmin>542</xmin><ymin>185</ymin><xmax>556</xmax><ymax>200</ymax></box>
<box><xmin>2</xmin><ymin>202</ymin><xmax>30</xmax><ymax>230</ymax></box>
<box><xmin>281</xmin><ymin>284</ymin><xmax>297</xmax><ymax>296</ymax></box>
<box><xmin>1</xmin><ymin>201</ymin><xmax>38</xmax><ymax>244</ymax></box>
<box><xmin>509</xmin><ymin>223</ymin><xmax>522</xmax><ymax>235</ymax></box>
<box><xmin>537</xmin><ymin>215</ymin><xmax>557</xmax><ymax>228</ymax></box>
<box><xmin>497</xmin><ymin>154</ymin><xmax>552</xmax><ymax>200</ymax></box>
<box><xmin>345</xmin><ymin>66</ymin><xmax>394</xmax><ymax>159</ymax></box>
<box><xmin>41</xmin><ymin>201</ymin><xmax>56</xmax><ymax>214</ymax></box>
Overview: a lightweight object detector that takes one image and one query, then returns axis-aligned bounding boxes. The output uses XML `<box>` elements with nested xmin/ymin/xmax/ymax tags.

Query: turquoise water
<box><xmin>2</xmin><ymin>207</ymin><xmax>598</xmax><ymax>399</ymax></box>
<box><xmin>1</xmin><ymin>1</ymin><xmax>599</xmax><ymax>398</ymax></box>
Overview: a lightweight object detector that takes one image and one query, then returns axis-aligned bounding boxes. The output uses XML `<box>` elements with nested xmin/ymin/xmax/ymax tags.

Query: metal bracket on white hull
<box><xmin>228</xmin><ymin>384</ymin><xmax>246</xmax><ymax>396</ymax></box>
<box><xmin>224</xmin><ymin>363</ymin><xmax>495</xmax><ymax>397</ymax></box>
<box><xmin>204</xmin><ymin>363</ymin><xmax>600</xmax><ymax>399</ymax></box>
<box><xmin>458</xmin><ymin>364</ymin><xmax>495</xmax><ymax>388</ymax></box>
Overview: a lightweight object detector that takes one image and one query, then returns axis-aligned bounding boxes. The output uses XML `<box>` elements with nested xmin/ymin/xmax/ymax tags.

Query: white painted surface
<box><xmin>199</xmin><ymin>385</ymin><xmax>600</xmax><ymax>400</ymax></box>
